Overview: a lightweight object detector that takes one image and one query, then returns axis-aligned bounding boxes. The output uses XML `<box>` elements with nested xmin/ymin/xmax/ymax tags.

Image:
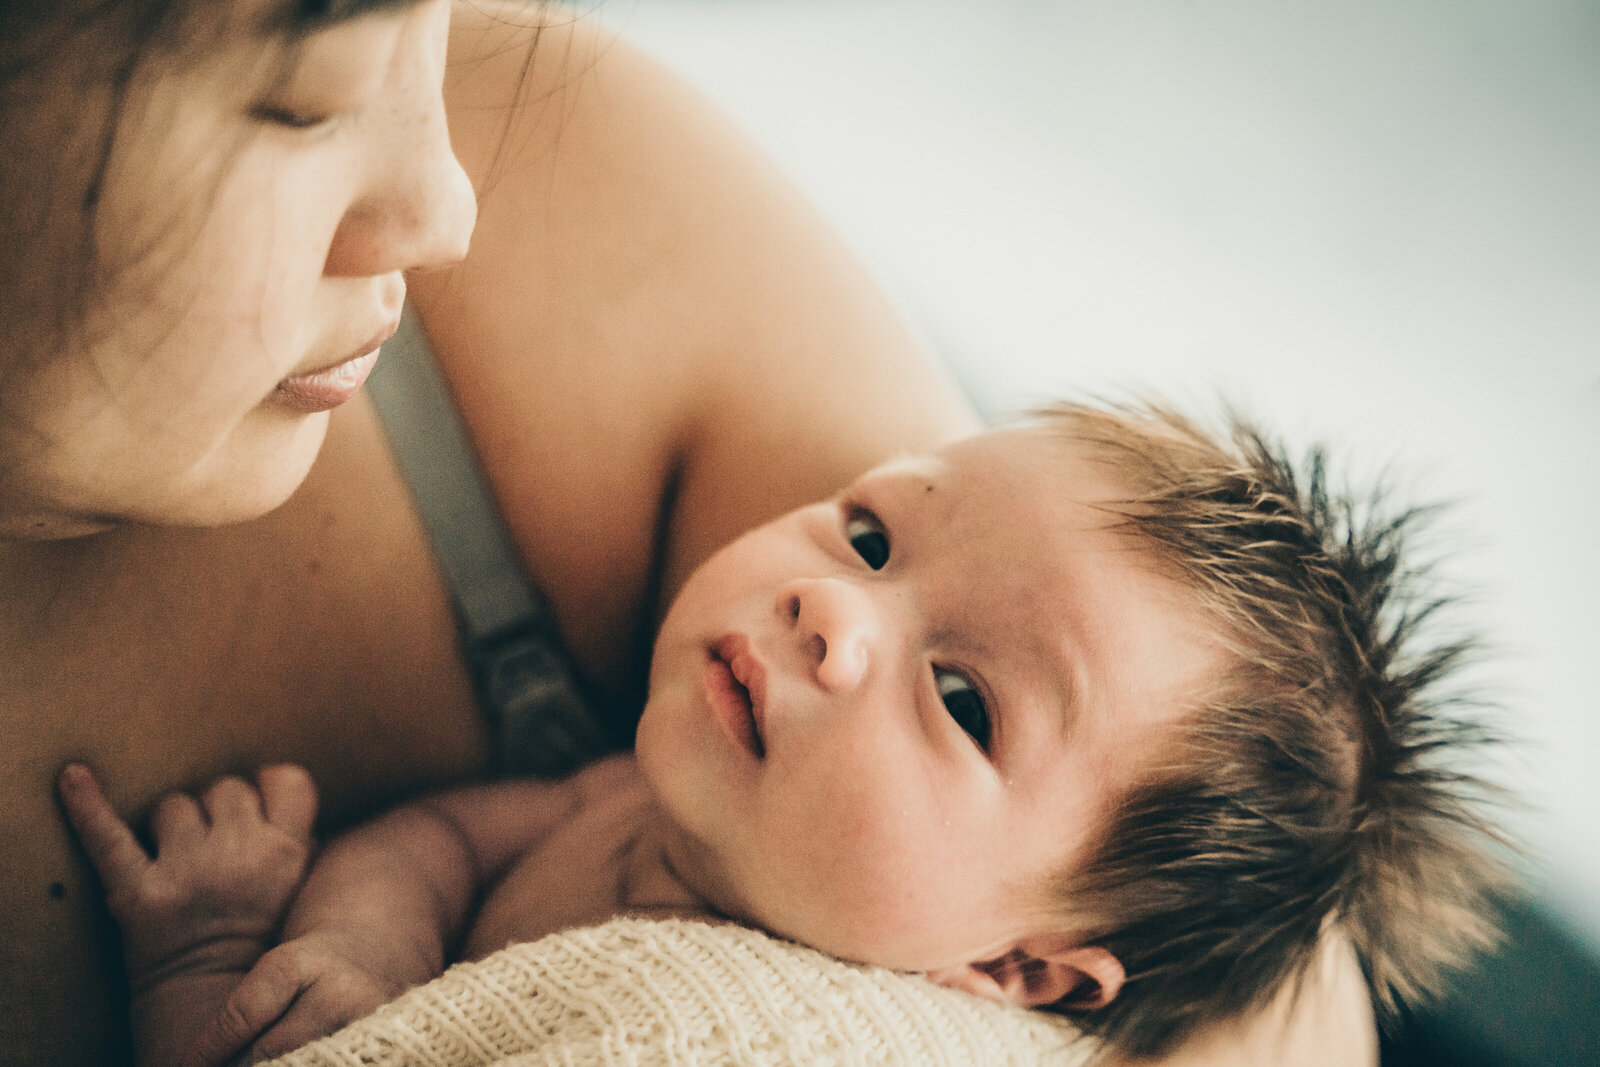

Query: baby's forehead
<box><xmin>920</xmin><ymin>426</ymin><xmax>1144</xmax><ymax>510</ymax></box>
<box><xmin>850</xmin><ymin>432</ymin><xmax>1157</xmax><ymax>556</ymax></box>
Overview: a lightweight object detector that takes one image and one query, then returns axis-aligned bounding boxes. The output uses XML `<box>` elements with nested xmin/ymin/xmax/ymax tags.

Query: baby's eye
<box><xmin>846</xmin><ymin>512</ymin><xmax>890</xmax><ymax>570</ymax></box>
<box><xmin>936</xmin><ymin>668</ymin><xmax>991</xmax><ymax>750</ymax></box>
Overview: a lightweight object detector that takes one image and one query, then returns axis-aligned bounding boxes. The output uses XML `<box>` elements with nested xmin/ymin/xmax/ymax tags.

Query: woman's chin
<box><xmin>150</xmin><ymin>413</ymin><xmax>333</xmax><ymax>528</ymax></box>
<box><xmin>2</xmin><ymin>410</ymin><xmax>337</xmax><ymax>538</ymax></box>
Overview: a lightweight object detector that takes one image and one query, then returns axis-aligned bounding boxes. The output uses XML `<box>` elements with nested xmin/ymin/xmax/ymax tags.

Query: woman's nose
<box><xmin>324</xmin><ymin>73</ymin><xmax>476</xmax><ymax>279</ymax></box>
<box><xmin>777</xmin><ymin>577</ymin><xmax>879</xmax><ymax>693</ymax></box>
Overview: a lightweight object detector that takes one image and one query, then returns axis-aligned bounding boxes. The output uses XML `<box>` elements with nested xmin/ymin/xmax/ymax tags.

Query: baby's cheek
<box><xmin>783</xmin><ymin>796</ymin><xmax>959</xmax><ymax>960</ymax></box>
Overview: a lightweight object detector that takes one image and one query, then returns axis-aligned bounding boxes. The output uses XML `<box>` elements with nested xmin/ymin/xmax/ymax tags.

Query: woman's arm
<box><xmin>1119</xmin><ymin>933</ymin><xmax>1377</xmax><ymax>1067</ymax></box>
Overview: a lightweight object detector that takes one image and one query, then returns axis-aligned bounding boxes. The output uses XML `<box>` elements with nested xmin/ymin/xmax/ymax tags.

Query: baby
<box><xmin>59</xmin><ymin>403</ymin><xmax>1506</xmax><ymax>1066</ymax></box>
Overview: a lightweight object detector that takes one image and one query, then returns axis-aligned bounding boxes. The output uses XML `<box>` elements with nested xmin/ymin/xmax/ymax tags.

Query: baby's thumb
<box><xmin>182</xmin><ymin>955</ymin><xmax>303</xmax><ymax>1067</ymax></box>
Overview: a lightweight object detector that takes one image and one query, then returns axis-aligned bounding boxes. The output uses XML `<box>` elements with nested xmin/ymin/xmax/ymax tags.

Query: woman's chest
<box><xmin>0</xmin><ymin>402</ymin><xmax>487</xmax><ymax>820</ymax></box>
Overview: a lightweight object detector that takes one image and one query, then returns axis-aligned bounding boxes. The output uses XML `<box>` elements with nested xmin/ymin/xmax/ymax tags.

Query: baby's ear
<box><xmin>925</xmin><ymin>935</ymin><xmax>1124</xmax><ymax>1011</ymax></box>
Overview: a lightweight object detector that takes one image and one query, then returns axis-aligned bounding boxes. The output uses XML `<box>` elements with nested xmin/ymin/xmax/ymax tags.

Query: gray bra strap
<box><xmin>365</xmin><ymin>306</ymin><xmax>621</xmax><ymax>776</ymax></box>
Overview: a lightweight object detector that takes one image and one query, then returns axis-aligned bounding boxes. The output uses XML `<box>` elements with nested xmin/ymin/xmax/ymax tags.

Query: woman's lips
<box><xmin>706</xmin><ymin>634</ymin><xmax>767</xmax><ymax>759</ymax></box>
<box><xmin>274</xmin><ymin>349</ymin><xmax>381</xmax><ymax>413</ymax></box>
<box><xmin>273</xmin><ymin>321</ymin><xmax>398</xmax><ymax>414</ymax></box>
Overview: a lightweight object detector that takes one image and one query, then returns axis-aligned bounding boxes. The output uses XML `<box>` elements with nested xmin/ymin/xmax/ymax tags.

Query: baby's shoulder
<box><xmin>570</xmin><ymin>752</ymin><xmax>643</xmax><ymax>787</ymax></box>
<box><xmin>567</xmin><ymin>754</ymin><xmax>651</xmax><ymax>813</ymax></box>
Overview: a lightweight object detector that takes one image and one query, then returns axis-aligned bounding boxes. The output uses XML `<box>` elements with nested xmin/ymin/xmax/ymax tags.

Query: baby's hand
<box><xmin>187</xmin><ymin>928</ymin><xmax>414</xmax><ymax>1064</ymax></box>
<box><xmin>58</xmin><ymin>764</ymin><xmax>318</xmax><ymax>997</ymax></box>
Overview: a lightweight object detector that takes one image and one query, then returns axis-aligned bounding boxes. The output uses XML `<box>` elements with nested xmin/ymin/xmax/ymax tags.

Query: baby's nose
<box><xmin>776</xmin><ymin>577</ymin><xmax>878</xmax><ymax>692</ymax></box>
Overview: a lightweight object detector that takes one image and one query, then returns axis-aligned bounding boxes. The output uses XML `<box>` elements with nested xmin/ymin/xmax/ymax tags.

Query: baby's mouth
<box><xmin>710</xmin><ymin>635</ymin><xmax>767</xmax><ymax>759</ymax></box>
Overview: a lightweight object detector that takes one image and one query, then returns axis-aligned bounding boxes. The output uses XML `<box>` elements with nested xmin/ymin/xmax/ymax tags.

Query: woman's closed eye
<box><xmin>936</xmin><ymin>668</ymin><xmax>991</xmax><ymax>750</ymax></box>
<box><xmin>250</xmin><ymin>103</ymin><xmax>336</xmax><ymax>132</ymax></box>
<box><xmin>846</xmin><ymin>512</ymin><xmax>890</xmax><ymax>570</ymax></box>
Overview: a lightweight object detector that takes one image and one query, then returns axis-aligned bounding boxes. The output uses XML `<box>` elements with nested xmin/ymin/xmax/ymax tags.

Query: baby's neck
<box><xmin>617</xmin><ymin>806</ymin><xmax>718</xmax><ymax>920</ymax></box>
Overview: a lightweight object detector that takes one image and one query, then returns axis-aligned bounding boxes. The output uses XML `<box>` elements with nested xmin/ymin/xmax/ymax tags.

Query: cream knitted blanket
<box><xmin>267</xmin><ymin>917</ymin><xmax>1094</xmax><ymax>1066</ymax></box>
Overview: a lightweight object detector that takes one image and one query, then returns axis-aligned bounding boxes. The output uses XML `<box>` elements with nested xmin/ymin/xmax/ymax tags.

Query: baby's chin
<box><xmin>630</xmin><ymin>691</ymin><xmax>670</xmax><ymax>777</ymax></box>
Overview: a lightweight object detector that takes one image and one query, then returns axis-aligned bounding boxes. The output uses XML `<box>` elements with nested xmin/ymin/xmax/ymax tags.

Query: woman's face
<box><xmin>0</xmin><ymin>0</ymin><xmax>475</xmax><ymax>536</ymax></box>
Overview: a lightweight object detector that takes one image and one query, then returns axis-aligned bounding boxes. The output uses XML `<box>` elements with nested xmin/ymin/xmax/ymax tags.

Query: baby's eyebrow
<box><xmin>1043</xmin><ymin>631</ymin><xmax>1087</xmax><ymax>743</ymax></box>
<box><xmin>940</xmin><ymin>606</ymin><xmax>1085</xmax><ymax>761</ymax></box>
<box><xmin>1014</xmin><ymin>601</ymin><xmax>1091</xmax><ymax>750</ymax></box>
<box><xmin>863</xmin><ymin>452</ymin><xmax>943</xmax><ymax>485</ymax></box>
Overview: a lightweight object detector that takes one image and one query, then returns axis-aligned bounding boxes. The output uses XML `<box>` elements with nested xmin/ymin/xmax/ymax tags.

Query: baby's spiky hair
<box><xmin>1037</xmin><ymin>401</ymin><xmax>1509</xmax><ymax>1057</ymax></box>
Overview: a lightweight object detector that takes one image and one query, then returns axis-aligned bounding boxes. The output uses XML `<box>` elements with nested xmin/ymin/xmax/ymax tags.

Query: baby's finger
<box><xmin>56</xmin><ymin>764</ymin><xmax>150</xmax><ymax>887</ymax></box>
<box><xmin>201</xmin><ymin>775</ymin><xmax>260</xmax><ymax>825</ymax></box>
<box><xmin>256</xmin><ymin>764</ymin><xmax>317</xmax><ymax>842</ymax></box>
<box><xmin>149</xmin><ymin>791</ymin><xmax>206</xmax><ymax>850</ymax></box>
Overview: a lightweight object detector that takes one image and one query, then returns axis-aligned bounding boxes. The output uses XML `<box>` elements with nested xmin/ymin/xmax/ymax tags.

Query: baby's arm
<box><xmin>189</xmin><ymin>771</ymin><xmax>584</xmax><ymax>1062</ymax></box>
<box><xmin>61</xmin><ymin>763</ymin><xmax>584</xmax><ymax>1066</ymax></box>
<box><xmin>57</xmin><ymin>764</ymin><xmax>317</xmax><ymax>1067</ymax></box>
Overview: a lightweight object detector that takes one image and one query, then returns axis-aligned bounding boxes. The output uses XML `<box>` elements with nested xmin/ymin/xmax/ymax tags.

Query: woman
<box><xmin>0</xmin><ymin>2</ymin><xmax>1372</xmax><ymax>1063</ymax></box>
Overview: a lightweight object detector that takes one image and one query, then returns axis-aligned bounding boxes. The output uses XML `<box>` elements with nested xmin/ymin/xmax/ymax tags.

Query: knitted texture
<box><xmin>266</xmin><ymin>917</ymin><xmax>1093</xmax><ymax>1066</ymax></box>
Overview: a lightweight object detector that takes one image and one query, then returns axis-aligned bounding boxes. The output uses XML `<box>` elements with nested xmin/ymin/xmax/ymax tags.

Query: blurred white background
<box><xmin>598</xmin><ymin>0</ymin><xmax>1599</xmax><ymax>947</ymax></box>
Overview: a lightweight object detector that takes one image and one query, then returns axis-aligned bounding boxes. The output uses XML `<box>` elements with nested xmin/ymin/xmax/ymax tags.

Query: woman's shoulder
<box><xmin>434</xmin><ymin>0</ymin><xmax>974</xmax><ymax>451</ymax></box>
<box><xmin>422</xmin><ymin>4</ymin><xmax>977</xmax><ymax>655</ymax></box>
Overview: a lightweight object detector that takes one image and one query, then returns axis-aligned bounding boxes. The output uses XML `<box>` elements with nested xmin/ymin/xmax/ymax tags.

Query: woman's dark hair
<box><xmin>1</xmin><ymin>0</ymin><xmax>424</xmax><ymax>100</ymax></box>
<box><xmin>282</xmin><ymin>0</ymin><xmax>432</xmax><ymax>30</ymax></box>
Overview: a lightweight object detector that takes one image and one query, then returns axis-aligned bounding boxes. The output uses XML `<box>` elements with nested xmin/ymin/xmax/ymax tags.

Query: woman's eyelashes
<box><xmin>250</xmin><ymin>103</ymin><xmax>335</xmax><ymax>131</ymax></box>
<box><xmin>845</xmin><ymin>511</ymin><xmax>890</xmax><ymax>570</ymax></box>
<box><xmin>936</xmin><ymin>668</ymin><xmax>991</xmax><ymax>751</ymax></box>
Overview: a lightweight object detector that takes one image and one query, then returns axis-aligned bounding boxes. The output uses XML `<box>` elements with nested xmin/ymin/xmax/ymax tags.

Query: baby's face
<box><xmin>637</xmin><ymin>427</ymin><xmax>1224</xmax><ymax>973</ymax></box>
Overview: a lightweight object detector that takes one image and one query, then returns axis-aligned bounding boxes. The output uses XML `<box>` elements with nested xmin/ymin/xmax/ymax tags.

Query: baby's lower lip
<box><xmin>703</xmin><ymin>654</ymin><xmax>765</xmax><ymax>759</ymax></box>
<box><xmin>273</xmin><ymin>348</ymin><xmax>381</xmax><ymax>413</ymax></box>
